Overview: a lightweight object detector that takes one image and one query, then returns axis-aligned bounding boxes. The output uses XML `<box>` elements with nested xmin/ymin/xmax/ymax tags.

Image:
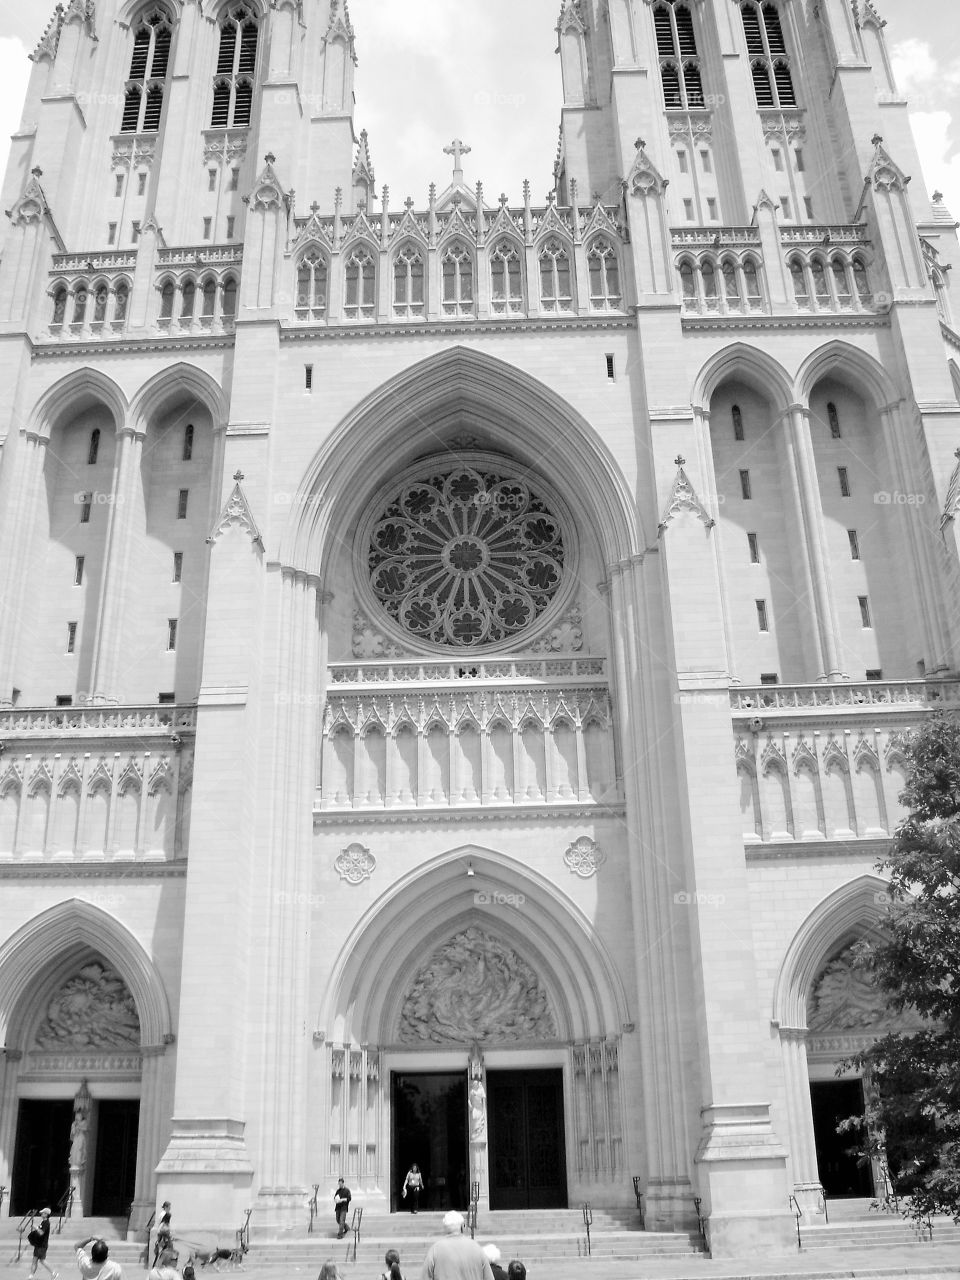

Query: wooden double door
<box><xmin>487</xmin><ymin>1069</ymin><xmax>567</xmax><ymax>1210</ymax></box>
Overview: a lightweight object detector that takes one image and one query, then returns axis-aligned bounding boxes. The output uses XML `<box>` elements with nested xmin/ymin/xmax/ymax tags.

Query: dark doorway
<box><xmin>91</xmin><ymin>1100</ymin><xmax>139</xmax><ymax>1216</ymax></box>
<box><xmin>392</xmin><ymin>1073</ymin><xmax>467</xmax><ymax>1212</ymax></box>
<box><xmin>488</xmin><ymin>1070</ymin><xmax>567</xmax><ymax>1210</ymax></box>
<box><xmin>810</xmin><ymin>1079</ymin><xmax>873</xmax><ymax>1197</ymax></box>
<box><xmin>11</xmin><ymin>1099</ymin><xmax>73</xmax><ymax>1215</ymax></box>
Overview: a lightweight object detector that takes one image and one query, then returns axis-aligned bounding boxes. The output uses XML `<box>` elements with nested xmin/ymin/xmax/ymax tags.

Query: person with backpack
<box><xmin>27</xmin><ymin>1208</ymin><xmax>56</xmax><ymax>1280</ymax></box>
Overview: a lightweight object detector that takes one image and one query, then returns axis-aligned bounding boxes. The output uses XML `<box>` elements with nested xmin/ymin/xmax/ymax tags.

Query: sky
<box><xmin>0</xmin><ymin>0</ymin><xmax>957</xmax><ymax>219</ymax></box>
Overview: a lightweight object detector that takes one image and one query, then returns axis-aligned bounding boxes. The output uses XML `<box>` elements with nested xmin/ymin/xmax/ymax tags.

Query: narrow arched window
<box><xmin>832</xmin><ymin>257</ymin><xmax>851</xmax><ymax>305</ymax></box>
<box><xmin>114</xmin><ymin>282</ymin><xmax>129</xmax><ymax>323</ymax></box>
<box><xmin>732</xmin><ymin>405</ymin><xmax>744</xmax><ymax>440</ymax></box>
<box><xmin>538</xmin><ymin>238</ymin><xmax>572</xmax><ymax>313</ymax></box>
<box><xmin>344</xmin><ymin>247</ymin><xmax>376</xmax><ymax>319</ymax></box>
<box><xmin>679</xmin><ymin>259</ymin><xmax>697</xmax><ymax>305</ymax></box>
<box><xmin>743</xmin><ymin>257</ymin><xmax>762</xmax><ymax>305</ymax></box>
<box><xmin>811</xmin><ymin>258</ymin><xmax>829</xmax><ymax>305</ymax></box>
<box><xmin>653</xmin><ymin>2</ymin><xmax>705</xmax><ymax>110</ymax></box>
<box><xmin>490</xmin><ymin>240</ymin><xmax>523</xmax><ymax>315</ymax></box>
<box><xmin>88</xmin><ymin>430</ymin><xmax>101</xmax><ymax>466</ymax></box>
<box><xmin>159</xmin><ymin>279</ymin><xmax>175</xmax><ymax>320</ymax></box>
<box><xmin>211</xmin><ymin>5</ymin><xmax>259</xmax><ymax>128</ymax></box>
<box><xmin>181</xmin><ymin>279</ymin><xmax>196</xmax><ymax>319</ymax></box>
<box><xmin>741</xmin><ymin>2</ymin><xmax>797</xmax><ymax>108</ymax></box>
<box><xmin>588</xmin><ymin>239</ymin><xmax>622</xmax><ymax>309</ymax></box>
<box><xmin>701</xmin><ymin>260</ymin><xmax>718</xmax><ymax>302</ymax></box>
<box><xmin>93</xmin><ymin>285</ymin><xmax>109</xmax><ymax>324</ymax></box>
<box><xmin>120</xmin><ymin>8</ymin><xmax>173</xmax><ymax>134</ymax></box>
<box><xmin>441</xmin><ymin>243</ymin><xmax>475</xmax><ymax>317</ymax></box>
<box><xmin>827</xmin><ymin>403</ymin><xmax>841</xmax><ymax>439</ymax></box>
<box><xmin>73</xmin><ymin>286</ymin><xmax>88</xmax><ymax>325</ymax></box>
<box><xmin>296</xmin><ymin>252</ymin><xmax>327</xmax><ymax>318</ymax></box>
<box><xmin>722</xmin><ymin>258</ymin><xmax>740</xmax><ymax>305</ymax></box>
<box><xmin>222</xmin><ymin>276</ymin><xmax>238</xmax><ymax>318</ymax></box>
<box><xmin>393</xmin><ymin>245</ymin><xmax>425</xmax><ymax>318</ymax></box>
<box><xmin>52</xmin><ymin>287</ymin><xmax>68</xmax><ymax>325</ymax></box>
<box><xmin>852</xmin><ymin>256</ymin><xmax>871</xmax><ymax>304</ymax></box>
<box><xmin>183</xmin><ymin>423</ymin><xmax>194</xmax><ymax>461</ymax></box>
<box><xmin>789</xmin><ymin>257</ymin><xmax>809</xmax><ymax>306</ymax></box>
<box><xmin>201</xmin><ymin>277</ymin><xmax>217</xmax><ymax>317</ymax></box>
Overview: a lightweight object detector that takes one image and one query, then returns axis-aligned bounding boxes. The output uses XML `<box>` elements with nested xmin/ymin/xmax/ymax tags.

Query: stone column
<box><xmin>785</xmin><ymin>406</ymin><xmax>845</xmax><ymax>681</ymax></box>
<box><xmin>779</xmin><ymin>1028</ymin><xmax>825</xmax><ymax>1223</ymax></box>
<box><xmin>89</xmin><ymin>423</ymin><xmax>146</xmax><ymax>704</ymax></box>
<box><xmin>0</xmin><ymin>434</ymin><xmax>48</xmax><ymax>705</ymax></box>
<box><xmin>0</xmin><ymin>1049</ymin><xmax>22</xmax><ymax>1188</ymax></box>
<box><xmin>130</xmin><ymin>1044</ymin><xmax>172</xmax><ymax>1232</ymax></box>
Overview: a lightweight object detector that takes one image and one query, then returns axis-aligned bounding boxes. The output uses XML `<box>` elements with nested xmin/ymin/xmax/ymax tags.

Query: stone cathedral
<box><xmin>0</xmin><ymin>0</ymin><xmax>958</xmax><ymax>1257</ymax></box>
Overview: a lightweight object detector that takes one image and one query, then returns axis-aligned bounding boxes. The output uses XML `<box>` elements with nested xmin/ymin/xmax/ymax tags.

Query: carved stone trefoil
<box><xmin>334</xmin><ymin>841</ymin><xmax>376</xmax><ymax>884</ymax></box>
<box><xmin>563</xmin><ymin>835</ymin><xmax>605</xmax><ymax>878</ymax></box>
<box><xmin>398</xmin><ymin>925</ymin><xmax>556</xmax><ymax>1044</ymax></box>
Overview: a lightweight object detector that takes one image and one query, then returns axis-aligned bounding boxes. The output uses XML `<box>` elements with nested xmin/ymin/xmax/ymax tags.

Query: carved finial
<box><xmin>309</xmin><ymin>200</ymin><xmax>320</xmax><ymax>216</ymax></box>
<box><xmin>522</xmin><ymin>178</ymin><xmax>531</xmax><ymax>201</ymax></box>
<box><xmin>635</xmin><ymin>138</ymin><xmax>645</xmax><ymax>152</ymax></box>
<box><xmin>499</xmin><ymin>192</ymin><xmax>509</xmax><ymax>207</ymax></box>
<box><xmin>570</xmin><ymin>177</ymin><xmax>579</xmax><ymax>201</ymax></box>
<box><xmin>429</xmin><ymin>181</ymin><xmax>437</xmax><ymax>203</ymax></box>
<box><xmin>871</xmin><ymin>133</ymin><xmax>883</xmax><ymax>147</ymax></box>
<box><xmin>234</xmin><ymin>470</ymin><xmax>245</xmax><ymax>483</ymax></box>
<box><xmin>591</xmin><ymin>191</ymin><xmax>602</xmax><ymax>205</ymax></box>
<box><xmin>954</xmin><ymin>447</ymin><xmax>960</xmax><ymax>460</ymax></box>
<box><xmin>443</xmin><ymin>137</ymin><xmax>471</xmax><ymax>184</ymax></box>
<box><xmin>675</xmin><ymin>455</ymin><xmax>685</xmax><ymax>468</ymax></box>
<box><xmin>265</xmin><ymin>153</ymin><xmax>276</xmax><ymax>165</ymax></box>
<box><xmin>404</xmin><ymin>196</ymin><xmax>414</xmax><ymax>212</ymax></box>
<box><xmin>545</xmin><ymin>190</ymin><xmax>557</xmax><ymax>207</ymax></box>
<box><xmin>934</xmin><ymin>190</ymin><xmax>944</xmax><ymax>203</ymax></box>
<box><xmin>31</xmin><ymin>166</ymin><xmax>43</xmax><ymax>178</ymax></box>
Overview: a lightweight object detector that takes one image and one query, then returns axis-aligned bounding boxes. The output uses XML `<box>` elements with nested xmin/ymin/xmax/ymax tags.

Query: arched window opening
<box><xmin>852</xmin><ymin>257</ymin><xmax>871</xmax><ymax>305</ymax></box>
<box><xmin>183</xmin><ymin>423</ymin><xmax>194</xmax><ymax>462</ymax></box>
<box><xmin>743</xmin><ymin>257</ymin><xmax>762</xmax><ymax>305</ymax></box>
<box><xmin>832</xmin><ymin>257</ymin><xmax>851</xmax><ymax>306</ymax></box>
<box><xmin>114</xmin><ymin>281</ymin><xmax>130</xmax><ymax>323</ymax></box>
<box><xmin>722</xmin><ymin>258</ymin><xmax>741</xmax><ymax>305</ymax></box>
<box><xmin>120</xmin><ymin>8</ymin><xmax>173</xmax><ymax>134</ymax></box>
<box><xmin>827</xmin><ymin>403</ymin><xmax>841</xmax><ymax>439</ymax></box>
<box><xmin>539</xmin><ymin>239</ymin><xmax>572</xmax><ymax>313</ymax></box>
<box><xmin>701</xmin><ymin>259</ymin><xmax>718</xmax><ymax>304</ymax></box>
<box><xmin>159</xmin><ymin>279</ymin><xmax>175</xmax><ymax>320</ymax></box>
<box><xmin>741</xmin><ymin>2</ymin><xmax>797</xmax><ymax>108</ymax></box>
<box><xmin>211</xmin><ymin>5</ymin><xmax>260</xmax><ymax>129</ymax></box>
<box><xmin>732</xmin><ymin>405</ymin><xmax>744</xmax><ymax>441</ymax></box>
<box><xmin>222</xmin><ymin>276</ymin><xmax>238</xmax><ymax>318</ymax></box>
<box><xmin>789</xmin><ymin>257</ymin><xmax>809</xmax><ymax>306</ymax></box>
<box><xmin>52</xmin><ymin>287</ymin><xmax>68</xmax><ymax>326</ymax></box>
<box><xmin>344</xmin><ymin>247</ymin><xmax>376</xmax><ymax>319</ymax></box>
<box><xmin>93</xmin><ymin>285</ymin><xmax>109</xmax><ymax>324</ymax></box>
<box><xmin>490</xmin><ymin>241</ymin><xmax>523</xmax><ymax>315</ymax></box>
<box><xmin>588</xmin><ymin>239</ymin><xmax>622</xmax><ymax>309</ymax></box>
<box><xmin>393</xmin><ymin>245</ymin><xmax>425</xmax><ymax>318</ymax></box>
<box><xmin>201</xmin><ymin>277</ymin><xmax>217</xmax><ymax>318</ymax></box>
<box><xmin>811</xmin><ymin>258</ymin><xmax>829</xmax><ymax>306</ymax></box>
<box><xmin>296</xmin><ymin>252</ymin><xmax>328</xmax><ymax>318</ymax></box>
<box><xmin>441</xmin><ymin>243</ymin><xmax>475</xmax><ymax>317</ymax></box>
<box><xmin>73</xmin><ymin>287</ymin><xmax>88</xmax><ymax>326</ymax></box>
<box><xmin>679</xmin><ymin>259</ymin><xmax>697</xmax><ymax>306</ymax></box>
<box><xmin>654</xmin><ymin>1</ymin><xmax>705</xmax><ymax>110</ymax></box>
<box><xmin>88</xmin><ymin>430</ymin><xmax>101</xmax><ymax>466</ymax></box>
<box><xmin>181</xmin><ymin>279</ymin><xmax>196</xmax><ymax>320</ymax></box>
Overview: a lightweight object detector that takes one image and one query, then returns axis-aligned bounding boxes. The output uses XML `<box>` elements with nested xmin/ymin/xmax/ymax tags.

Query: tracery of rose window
<box><xmin>367</xmin><ymin>464</ymin><xmax>566</xmax><ymax>648</ymax></box>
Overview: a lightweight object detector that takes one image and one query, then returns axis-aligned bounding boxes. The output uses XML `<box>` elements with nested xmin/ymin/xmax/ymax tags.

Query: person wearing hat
<box><xmin>76</xmin><ymin>1235</ymin><xmax>123</xmax><ymax>1280</ymax></box>
<box><xmin>421</xmin><ymin>1210</ymin><xmax>494</xmax><ymax>1280</ymax></box>
<box><xmin>27</xmin><ymin>1207</ymin><xmax>56</xmax><ymax>1280</ymax></box>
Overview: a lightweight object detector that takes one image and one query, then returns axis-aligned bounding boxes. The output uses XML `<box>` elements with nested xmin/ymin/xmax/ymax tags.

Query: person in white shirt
<box><xmin>75</xmin><ymin>1237</ymin><xmax>123</xmax><ymax>1280</ymax></box>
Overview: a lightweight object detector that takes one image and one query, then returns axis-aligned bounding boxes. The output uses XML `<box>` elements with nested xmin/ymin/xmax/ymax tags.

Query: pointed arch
<box><xmin>129</xmin><ymin>362</ymin><xmax>228</xmax><ymax>434</ymax></box>
<box><xmin>320</xmin><ymin>846</ymin><xmax>631</xmax><ymax>1044</ymax></box>
<box><xmin>772</xmin><ymin>873</ymin><xmax>893</xmax><ymax>1029</ymax></box>
<box><xmin>795</xmin><ymin>340</ymin><xmax>899</xmax><ymax>412</ymax></box>
<box><xmin>279</xmin><ymin>346</ymin><xmax>642</xmax><ymax>575</ymax></box>
<box><xmin>692</xmin><ymin>341</ymin><xmax>792</xmax><ymax>415</ymax></box>
<box><xmin>0</xmin><ymin>899</ymin><xmax>172</xmax><ymax>1048</ymax></box>
<box><xmin>27</xmin><ymin>369</ymin><xmax>128</xmax><ymax>441</ymax></box>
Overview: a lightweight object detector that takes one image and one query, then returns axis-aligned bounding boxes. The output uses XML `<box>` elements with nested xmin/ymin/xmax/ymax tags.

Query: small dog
<box><xmin>187</xmin><ymin>1245</ymin><xmax>245</xmax><ymax>1272</ymax></box>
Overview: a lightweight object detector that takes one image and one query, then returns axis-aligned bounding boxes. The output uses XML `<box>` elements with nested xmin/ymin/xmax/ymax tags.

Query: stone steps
<box><xmin>799</xmin><ymin>1219</ymin><xmax>960</xmax><ymax>1251</ymax></box>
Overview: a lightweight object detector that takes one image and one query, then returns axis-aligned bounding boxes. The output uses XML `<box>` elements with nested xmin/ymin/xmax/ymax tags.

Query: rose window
<box><xmin>367</xmin><ymin>464</ymin><xmax>566</xmax><ymax>647</ymax></box>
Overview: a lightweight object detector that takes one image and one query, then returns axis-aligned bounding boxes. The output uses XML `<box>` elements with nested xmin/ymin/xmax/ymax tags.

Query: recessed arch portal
<box><xmin>321</xmin><ymin>847</ymin><xmax>631</xmax><ymax>1045</ymax></box>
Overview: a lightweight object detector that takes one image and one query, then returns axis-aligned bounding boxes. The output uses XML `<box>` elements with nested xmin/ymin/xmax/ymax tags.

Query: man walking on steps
<box><xmin>333</xmin><ymin>1177</ymin><xmax>352</xmax><ymax>1238</ymax></box>
<box><xmin>421</xmin><ymin>1211</ymin><xmax>494</xmax><ymax>1280</ymax></box>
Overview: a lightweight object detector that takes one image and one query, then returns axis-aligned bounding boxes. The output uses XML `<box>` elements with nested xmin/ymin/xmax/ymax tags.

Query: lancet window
<box><xmin>344</xmin><ymin>247</ymin><xmax>376</xmax><ymax>319</ymax></box>
<box><xmin>587</xmin><ymin>239</ymin><xmax>622</xmax><ymax>310</ymax></box>
<box><xmin>539</xmin><ymin>239</ymin><xmax>573</xmax><ymax>312</ymax></box>
<box><xmin>741</xmin><ymin>2</ymin><xmax>797</xmax><ymax>108</ymax></box>
<box><xmin>490</xmin><ymin>241</ymin><xmax>523</xmax><ymax>315</ymax></box>
<box><xmin>120</xmin><ymin>8</ymin><xmax>173</xmax><ymax>134</ymax></box>
<box><xmin>441</xmin><ymin>243</ymin><xmax>475</xmax><ymax>318</ymax></box>
<box><xmin>211</xmin><ymin>4</ymin><xmax>259</xmax><ymax>129</ymax></box>
<box><xmin>653</xmin><ymin>1</ymin><xmax>705</xmax><ymax>110</ymax></box>
<box><xmin>393</xmin><ymin>245</ymin><xmax>426</xmax><ymax>318</ymax></box>
<box><xmin>297</xmin><ymin>251</ymin><xmax>328</xmax><ymax>319</ymax></box>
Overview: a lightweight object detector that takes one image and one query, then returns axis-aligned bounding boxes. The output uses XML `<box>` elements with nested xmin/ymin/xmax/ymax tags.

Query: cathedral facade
<box><xmin>0</xmin><ymin>0</ymin><xmax>959</xmax><ymax>1257</ymax></box>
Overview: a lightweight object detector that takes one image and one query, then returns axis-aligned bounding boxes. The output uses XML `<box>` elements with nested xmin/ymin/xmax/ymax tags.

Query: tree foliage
<box><xmin>845</xmin><ymin>712</ymin><xmax>960</xmax><ymax>1222</ymax></box>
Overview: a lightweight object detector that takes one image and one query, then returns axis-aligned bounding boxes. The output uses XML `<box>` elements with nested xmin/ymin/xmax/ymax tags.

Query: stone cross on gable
<box><xmin>309</xmin><ymin>201</ymin><xmax>320</xmax><ymax>215</ymax></box>
<box><xmin>674</xmin><ymin>455</ymin><xmax>685</xmax><ymax>468</ymax></box>
<box><xmin>443</xmin><ymin>138</ymin><xmax>471</xmax><ymax>185</ymax></box>
<box><xmin>404</xmin><ymin>197</ymin><xmax>415</xmax><ymax>212</ymax></box>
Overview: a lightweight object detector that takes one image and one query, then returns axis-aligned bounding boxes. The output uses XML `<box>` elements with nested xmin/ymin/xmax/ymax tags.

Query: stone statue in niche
<box><xmin>469</xmin><ymin>1076</ymin><xmax>487</xmax><ymax>1141</ymax></box>
<box><xmin>807</xmin><ymin>943</ymin><xmax>924</xmax><ymax>1034</ymax></box>
<box><xmin>34</xmin><ymin>961</ymin><xmax>140</xmax><ymax>1050</ymax></box>
<box><xmin>70</xmin><ymin>1081</ymin><xmax>91</xmax><ymax>1170</ymax></box>
<box><xmin>398</xmin><ymin>926</ymin><xmax>556</xmax><ymax>1043</ymax></box>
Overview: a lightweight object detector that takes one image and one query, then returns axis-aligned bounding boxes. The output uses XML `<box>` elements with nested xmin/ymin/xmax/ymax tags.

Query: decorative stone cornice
<box><xmin>315</xmin><ymin>803</ymin><xmax>625</xmax><ymax>826</ymax></box>
<box><xmin>658</xmin><ymin>455</ymin><xmax>715</xmax><ymax>535</ymax></box>
<box><xmin>207</xmin><ymin>470</ymin><xmax>264</xmax><ymax>551</ymax></box>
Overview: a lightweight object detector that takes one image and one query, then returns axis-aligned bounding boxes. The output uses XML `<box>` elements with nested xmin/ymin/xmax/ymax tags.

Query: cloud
<box><xmin>908</xmin><ymin>110</ymin><xmax>960</xmax><ymax>218</ymax></box>
<box><xmin>891</xmin><ymin>38</ymin><xmax>960</xmax><ymax>109</ymax></box>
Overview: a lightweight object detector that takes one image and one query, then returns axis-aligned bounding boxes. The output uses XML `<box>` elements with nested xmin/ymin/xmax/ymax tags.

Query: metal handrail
<box><xmin>140</xmin><ymin>1209</ymin><xmax>156</xmax><ymax>1271</ymax></box>
<box><xmin>581</xmin><ymin>1202</ymin><xmax>592</xmax><ymax>1257</ymax></box>
<box><xmin>632</xmin><ymin>1176</ymin><xmax>645</xmax><ymax>1230</ymax></box>
<box><xmin>693</xmin><ymin>1197</ymin><xmax>706</xmax><ymax>1246</ymax></box>
<box><xmin>349</xmin><ymin>1205</ymin><xmax>362</xmax><ymax>1247</ymax></box>
<box><xmin>788</xmin><ymin>1194</ymin><xmax>803</xmax><ymax>1249</ymax></box>
<box><xmin>16</xmin><ymin>1208</ymin><xmax>38</xmax><ymax>1262</ymax></box>
<box><xmin>55</xmin><ymin>1186</ymin><xmax>74</xmax><ymax>1233</ymax></box>
<box><xmin>308</xmin><ymin>1184</ymin><xmax>319</xmax><ymax>1234</ymax></box>
<box><xmin>238</xmin><ymin>1208</ymin><xmax>252</xmax><ymax>1255</ymax></box>
<box><xmin>469</xmin><ymin>1182</ymin><xmax>479</xmax><ymax>1239</ymax></box>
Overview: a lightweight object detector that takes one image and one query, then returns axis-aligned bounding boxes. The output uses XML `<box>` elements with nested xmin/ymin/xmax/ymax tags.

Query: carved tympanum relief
<box><xmin>398</xmin><ymin>925</ymin><xmax>556</xmax><ymax>1043</ymax></box>
<box><xmin>33</xmin><ymin>961</ymin><xmax>140</xmax><ymax>1049</ymax></box>
<box><xmin>807</xmin><ymin>943</ymin><xmax>923</xmax><ymax>1034</ymax></box>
